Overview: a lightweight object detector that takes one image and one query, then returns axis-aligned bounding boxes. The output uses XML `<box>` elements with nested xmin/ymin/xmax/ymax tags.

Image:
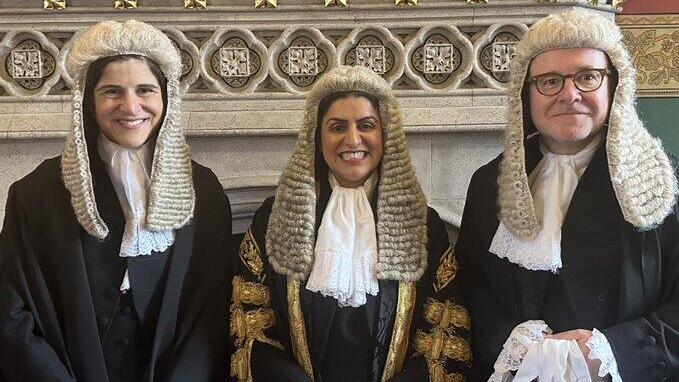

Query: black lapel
<box><xmin>145</xmin><ymin>222</ymin><xmax>195</xmax><ymax>381</ymax></box>
<box><xmin>48</xmin><ymin>169</ymin><xmax>111</xmax><ymax>382</ymax></box>
<box><xmin>305</xmin><ymin>288</ymin><xmax>338</xmax><ymax>376</ymax></box>
<box><xmin>370</xmin><ymin>280</ymin><xmax>398</xmax><ymax>382</ymax></box>
<box><xmin>617</xmin><ymin>223</ymin><xmax>646</xmax><ymax>322</ymax></box>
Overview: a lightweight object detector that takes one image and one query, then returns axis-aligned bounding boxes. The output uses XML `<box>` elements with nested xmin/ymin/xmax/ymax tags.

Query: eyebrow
<box><xmin>95</xmin><ymin>83</ymin><xmax>160</xmax><ymax>92</ymax></box>
<box><xmin>530</xmin><ymin>66</ymin><xmax>607</xmax><ymax>77</ymax></box>
<box><xmin>325</xmin><ymin>116</ymin><xmax>379</xmax><ymax>124</ymax></box>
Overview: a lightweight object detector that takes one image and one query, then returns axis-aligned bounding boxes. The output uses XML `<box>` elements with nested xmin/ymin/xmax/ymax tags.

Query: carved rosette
<box><xmin>404</xmin><ymin>25</ymin><xmax>474</xmax><ymax>91</ymax></box>
<box><xmin>336</xmin><ymin>27</ymin><xmax>404</xmax><ymax>86</ymax></box>
<box><xmin>163</xmin><ymin>28</ymin><xmax>200</xmax><ymax>92</ymax></box>
<box><xmin>473</xmin><ymin>23</ymin><xmax>528</xmax><ymax>89</ymax></box>
<box><xmin>0</xmin><ymin>31</ymin><xmax>60</xmax><ymax>97</ymax></box>
<box><xmin>200</xmin><ymin>28</ymin><xmax>268</xmax><ymax>94</ymax></box>
<box><xmin>269</xmin><ymin>28</ymin><xmax>336</xmax><ymax>93</ymax></box>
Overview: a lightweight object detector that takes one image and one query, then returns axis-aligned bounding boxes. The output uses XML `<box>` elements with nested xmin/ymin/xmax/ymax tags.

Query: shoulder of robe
<box><xmin>190</xmin><ymin>160</ymin><xmax>224</xmax><ymax>197</ymax></box>
<box><xmin>12</xmin><ymin>156</ymin><xmax>65</xmax><ymax>204</ymax></box>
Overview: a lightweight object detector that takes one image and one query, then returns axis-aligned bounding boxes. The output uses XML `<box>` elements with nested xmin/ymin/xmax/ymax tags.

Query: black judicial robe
<box><xmin>230</xmin><ymin>190</ymin><xmax>471</xmax><ymax>382</ymax></box>
<box><xmin>456</xmin><ymin>135</ymin><xmax>679</xmax><ymax>381</ymax></box>
<box><xmin>0</xmin><ymin>155</ymin><xmax>233</xmax><ymax>382</ymax></box>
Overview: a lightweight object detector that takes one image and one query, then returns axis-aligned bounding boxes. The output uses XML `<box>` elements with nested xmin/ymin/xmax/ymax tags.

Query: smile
<box><xmin>340</xmin><ymin>151</ymin><xmax>367</xmax><ymax>161</ymax></box>
<box><xmin>552</xmin><ymin>112</ymin><xmax>588</xmax><ymax>117</ymax></box>
<box><xmin>114</xmin><ymin>118</ymin><xmax>149</xmax><ymax>128</ymax></box>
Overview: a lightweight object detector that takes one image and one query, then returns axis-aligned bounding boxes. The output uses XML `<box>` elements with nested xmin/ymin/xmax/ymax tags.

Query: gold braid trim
<box><xmin>229</xmin><ymin>276</ymin><xmax>282</xmax><ymax>382</ymax></box>
<box><xmin>232</xmin><ymin>276</ymin><xmax>270</xmax><ymax>306</ymax></box>
<box><xmin>240</xmin><ymin>227</ymin><xmax>265</xmax><ymax>281</ymax></box>
<box><xmin>381</xmin><ymin>282</ymin><xmax>417</xmax><ymax>382</ymax></box>
<box><xmin>287</xmin><ymin>280</ymin><xmax>315</xmax><ymax>380</ymax></box>
<box><xmin>414</xmin><ymin>329</ymin><xmax>471</xmax><ymax>363</ymax></box>
<box><xmin>429</xmin><ymin>363</ymin><xmax>466</xmax><ymax>382</ymax></box>
<box><xmin>423</xmin><ymin>298</ymin><xmax>470</xmax><ymax>331</ymax></box>
<box><xmin>434</xmin><ymin>246</ymin><xmax>458</xmax><ymax>292</ymax></box>
<box><xmin>231</xmin><ymin>338</ymin><xmax>255</xmax><ymax>382</ymax></box>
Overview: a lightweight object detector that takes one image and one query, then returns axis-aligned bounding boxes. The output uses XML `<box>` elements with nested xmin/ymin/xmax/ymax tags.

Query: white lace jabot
<box><xmin>489</xmin><ymin>134</ymin><xmax>602</xmax><ymax>272</ymax></box>
<box><xmin>97</xmin><ymin>133</ymin><xmax>175</xmax><ymax>259</ymax></box>
<box><xmin>305</xmin><ymin>172</ymin><xmax>379</xmax><ymax>307</ymax></box>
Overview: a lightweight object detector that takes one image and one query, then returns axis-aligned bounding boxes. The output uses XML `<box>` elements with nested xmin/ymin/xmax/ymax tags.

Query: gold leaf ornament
<box><xmin>232</xmin><ymin>276</ymin><xmax>271</xmax><ymax>307</ymax></box>
<box><xmin>184</xmin><ymin>0</ymin><xmax>207</xmax><ymax>8</ymax></box>
<box><xmin>612</xmin><ymin>0</ymin><xmax>627</xmax><ymax>11</ymax></box>
<box><xmin>114</xmin><ymin>0</ymin><xmax>137</xmax><ymax>8</ymax></box>
<box><xmin>465</xmin><ymin>0</ymin><xmax>487</xmax><ymax>3</ymax></box>
<box><xmin>255</xmin><ymin>0</ymin><xmax>277</xmax><ymax>8</ymax></box>
<box><xmin>394</xmin><ymin>0</ymin><xmax>417</xmax><ymax>5</ymax></box>
<box><xmin>325</xmin><ymin>0</ymin><xmax>347</xmax><ymax>6</ymax></box>
<box><xmin>239</xmin><ymin>228</ymin><xmax>265</xmax><ymax>281</ymax></box>
<box><xmin>423</xmin><ymin>298</ymin><xmax>471</xmax><ymax>331</ymax></box>
<box><xmin>44</xmin><ymin>0</ymin><xmax>66</xmax><ymax>10</ymax></box>
<box><xmin>414</xmin><ymin>330</ymin><xmax>472</xmax><ymax>363</ymax></box>
<box><xmin>433</xmin><ymin>246</ymin><xmax>458</xmax><ymax>292</ymax></box>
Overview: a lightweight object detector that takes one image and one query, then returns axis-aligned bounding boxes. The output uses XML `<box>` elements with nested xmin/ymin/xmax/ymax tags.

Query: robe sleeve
<box><xmin>455</xmin><ymin>168</ymin><xmax>521</xmax><ymax>379</ymax></box>
<box><xmin>600</xmin><ymin>203</ymin><xmax>679</xmax><ymax>381</ymax></box>
<box><xmin>229</xmin><ymin>199</ymin><xmax>311</xmax><ymax>382</ymax></box>
<box><xmin>0</xmin><ymin>184</ymin><xmax>76</xmax><ymax>381</ymax></box>
<box><xmin>390</xmin><ymin>209</ymin><xmax>472</xmax><ymax>382</ymax></box>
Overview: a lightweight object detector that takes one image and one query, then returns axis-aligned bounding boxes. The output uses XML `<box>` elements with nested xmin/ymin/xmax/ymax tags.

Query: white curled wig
<box><xmin>63</xmin><ymin>20</ymin><xmax>194</xmax><ymax>240</ymax></box>
<box><xmin>266</xmin><ymin>65</ymin><xmax>429</xmax><ymax>282</ymax></box>
<box><xmin>499</xmin><ymin>10</ymin><xmax>678</xmax><ymax>239</ymax></box>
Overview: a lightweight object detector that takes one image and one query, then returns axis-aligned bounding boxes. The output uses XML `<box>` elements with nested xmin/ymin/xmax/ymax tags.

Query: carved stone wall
<box><xmin>0</xmin><ymin>0</ymin><xmax>617</xmax><ymax>234</ymax></box>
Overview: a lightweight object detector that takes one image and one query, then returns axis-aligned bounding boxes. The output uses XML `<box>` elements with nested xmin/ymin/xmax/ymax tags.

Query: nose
<box><xmin>557</xmin><ymin>77</ymin><xmax>582</xmax><ymax>103</ymax></box>
<box><xmin>344</xmin><ymin>124</ymin><xmax>362</xmax><ymax>146</ymax></box>
<box><xmin>120</xmin><ymin>91</ymin><xmax>142</xmax><ymax>114</ymax></box>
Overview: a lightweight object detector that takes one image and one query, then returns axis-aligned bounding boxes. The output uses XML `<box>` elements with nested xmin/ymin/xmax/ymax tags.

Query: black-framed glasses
<box><xmin>527</xmin><ymin>68</ymin><xmax>611</xmax><ymax>96</ymax></box>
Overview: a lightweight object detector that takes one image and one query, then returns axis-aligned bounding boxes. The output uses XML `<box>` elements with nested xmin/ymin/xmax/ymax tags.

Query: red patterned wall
<box><xmin>622</xmin><ymin>0</ymin><xmax>679</xmax><ymax>14</ymax></box>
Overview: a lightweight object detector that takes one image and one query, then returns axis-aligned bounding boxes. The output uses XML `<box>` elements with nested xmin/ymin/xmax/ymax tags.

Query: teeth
<box><xmin>341</xmin><ymin>151</ymin><xmax>366</xmax><ymax>160</ymax></box>
<box><xmin>116</xmin><ymin>119</ymin><xmax>146</xmax><ymax>127</ymax></box>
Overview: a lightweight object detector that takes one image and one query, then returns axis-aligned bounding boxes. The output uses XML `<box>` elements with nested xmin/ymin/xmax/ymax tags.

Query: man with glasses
<box><xmin>456</xmin><ymin>10</ymin><xmax>678</xmax><ymax>381</ymax></box>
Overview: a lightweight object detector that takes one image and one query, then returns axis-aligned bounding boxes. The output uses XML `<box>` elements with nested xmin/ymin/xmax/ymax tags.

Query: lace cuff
<box><xmin>488</xmin><ymin>320</ymin><xmax>552</xmax><ymax>382</ymax></box>
<box><xmin>586</xmin><ymin>328</ymin><xmax>622</xmax><ymax>382</ymax></box>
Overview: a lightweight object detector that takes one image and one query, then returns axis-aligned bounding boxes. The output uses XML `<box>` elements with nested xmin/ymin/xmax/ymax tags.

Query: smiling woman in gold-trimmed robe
<box><xmin>229</xmin><ymin>66</ymin><xmax>471</xmax><ymax>382</ymax></box>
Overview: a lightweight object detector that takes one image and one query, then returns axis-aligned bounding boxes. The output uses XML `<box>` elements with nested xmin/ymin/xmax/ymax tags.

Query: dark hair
<box><xmin>313</xmin><ymin>91</ymin><xmax>381</xmax><ymax>181</ymax></box>
<box><xmin>82</xmin><ymin>54</ymin><xmax>168</xmax><ymax>147</ymax></box>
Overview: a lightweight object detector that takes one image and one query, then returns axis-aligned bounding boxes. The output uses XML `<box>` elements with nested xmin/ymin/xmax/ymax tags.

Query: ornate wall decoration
<box><xmin>473</xmin><ymin>23</ymin><xmax>528</xmax><ymax>90</ymax></box>
<box><xmin>394</xmin><ymin>0</ymin><xmax>417</xmax><ymax>5</ymax></box>
<box><xmin>184</xmin><ymin>0</ymin><xmax>207</xmax><ymax>8</ymax></box>
<box><xmin>163</xmin><ymin>29</ymin><xmax>200</xmax><ymax>92</ymax></box>
<box><xmin>619</xmin><ymin>15</ymin><xmax>679</xmax><ymax>97</ymax></box>
<box><xmin>0</xmin><ymin>31</ymin><xmax>60</xmax><ymax>97</ymax></box>
<box><xmin>44</xmin><ymin>0</ymin><xmax>66</xmax><ymax>10</ymax></box>
<box><xmin>466</xmin><ymin>0</ymin><xmax>487</xmax><ymax>3</ymax></box>
<box><xmin>255</xmin><ymin>0</ymin><xmax>277</xmax><ymax>8</ymax></box>
<box><xmin>269</xmin><ymin>28</ymin><xmax>336</xmax><ymax>93</ymax></box>
<box><xmin>200</xmin><ymin>28</ymin><xmax>268</xmax><ymax>94</ymax></box>
<box><xmin>336</xmin><ymin>27</ymin><xmax>404</xmax><ymax>85</ymax></box>
<box><xmin>404</xmin><ymin>25</ymin><xmax>474</xmax><ymax>91</ymax></box>
<box><xmin>324</xmin><ymin>0</ymin><xmax>347</xmax><ymax>7</ymax></box>
<box><xmin>114</xmin><ymin>0</ymin><xmax>137</xmax><ymax>8</ymax></box>
<box><xmin>56</xmin><ymin>30</ymin><xmax>80</xmax><ymax>89</ymax></box>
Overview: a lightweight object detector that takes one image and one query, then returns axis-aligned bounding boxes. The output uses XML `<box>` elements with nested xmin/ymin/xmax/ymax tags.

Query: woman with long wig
<box><xmin>0</xmin><ymin>21</ymin><xmax>233</xmax><ymax>381</ymax></box>
<box><xmin>230</xmin><ymin>66</ymin><xmax>470</xmax><ymax>382</ymax></box>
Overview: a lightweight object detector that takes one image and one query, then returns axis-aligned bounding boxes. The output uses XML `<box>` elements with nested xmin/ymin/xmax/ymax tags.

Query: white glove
<box><xmin>513</xmin><ymin>339</ymin><xmax>591</xmax><ymax>382</ymax></box>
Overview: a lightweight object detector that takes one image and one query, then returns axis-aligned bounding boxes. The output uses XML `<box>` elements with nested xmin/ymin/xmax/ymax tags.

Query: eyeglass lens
<box><xmin>535</xmin><ymin>69</ymin><xmax>605</xmax><ymax>95</ymax></box>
